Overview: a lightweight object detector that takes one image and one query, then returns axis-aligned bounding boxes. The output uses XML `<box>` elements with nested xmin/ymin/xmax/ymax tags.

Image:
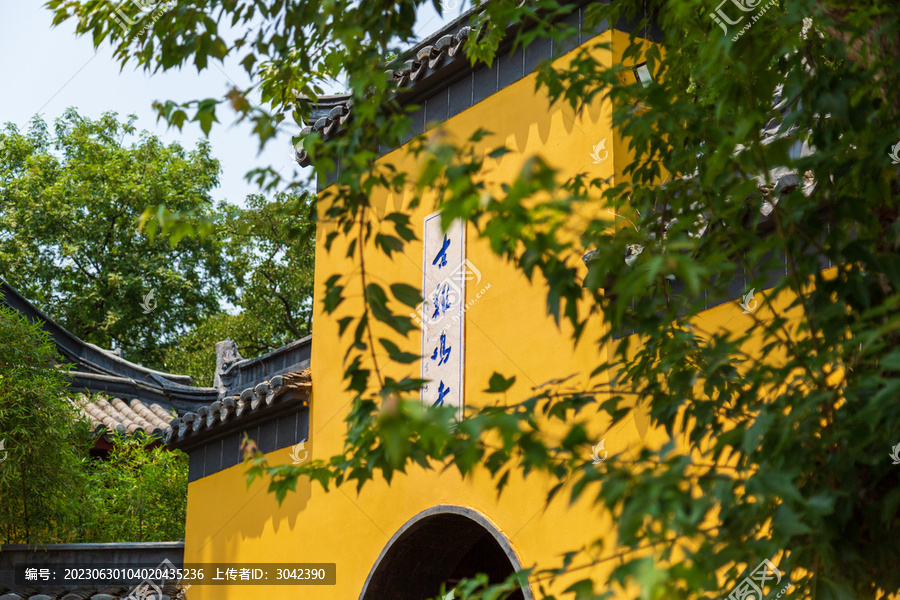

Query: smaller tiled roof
<box><xmin>0</xmin><ymin>583</ymin><xmax>183</xmax><ymax>600</ymax></box>
<box><xmin>74</xmin><ymin>395</ymin><xmax>175</xmax><ymax>439</ymax></box>
<box><xmin>167</xmin><ymin>369</ymin><xmax>311</xmax><ymax>446</ymax></box>
<box><xmin>293</xmin><ymin>26</ymin><xmax>473</xmax><ymax>167</ymax></box>
<box><xmin>390</xmin><ymin>25</ymin><xmax>471</xmax><ymax>86</ymax></box>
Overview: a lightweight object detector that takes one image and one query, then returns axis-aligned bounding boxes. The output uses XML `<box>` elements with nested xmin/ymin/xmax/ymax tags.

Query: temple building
<box><xmin>165</xmin><ymin>5</ymin><xmax>677</xmax><ymax>599</ymax></box>
<box><xmin>0</xmin><ymin>2</ymin><xmax>820</xmax><ymax>599</ymax></box>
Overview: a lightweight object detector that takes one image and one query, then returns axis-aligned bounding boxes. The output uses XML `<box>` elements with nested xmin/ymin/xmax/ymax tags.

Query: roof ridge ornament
<box><xmin>213</xmin><ymin>339</ymin><xmax>243</xmax><ymax>396</ymax></box>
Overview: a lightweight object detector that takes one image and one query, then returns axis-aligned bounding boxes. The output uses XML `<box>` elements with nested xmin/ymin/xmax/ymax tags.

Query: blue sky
<box><xmin>0</xmin><ymin>1</ymin><xmax>465</xmax><ymax>208</ymax></box>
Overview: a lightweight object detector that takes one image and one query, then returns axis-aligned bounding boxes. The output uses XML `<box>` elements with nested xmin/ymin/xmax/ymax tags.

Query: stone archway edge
<box><xmin>358</xmin><ymin>504</ymin><xmax>536</xmax><ymax>600</ymax></box>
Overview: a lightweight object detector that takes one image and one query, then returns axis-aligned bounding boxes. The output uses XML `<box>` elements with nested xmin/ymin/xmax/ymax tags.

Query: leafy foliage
<box><xmin>75</xmin><ymin>430</ymin><xmax>189</xmax><ymax>543</ymax></box>
<box><xmin>44</xmin><ymin>0</ymin><xmax>900</xmax><ymax>598</ymax></box>
<box><xmin>0</xmin><ymin>111</ymin><xmax>317</xmax><ymax>384</ymax></box>
<box><xmin>0</xmin><ymin>305</ymin><xmax>91</xmax><ymax>543</ymax></box>
<box><xmin>163</xmin><ymin>191</ymin><xmax>316</xmax><ymax>383</ymax></box>
<box><xmin>0</xmin><ymin>305</ymin><xmax>188</xmax><ymax>543</ymax></box>
<box><xmin>0</xmin><ymin>109</ymin><xmax>235</xmax><ymax>372</ymax></box>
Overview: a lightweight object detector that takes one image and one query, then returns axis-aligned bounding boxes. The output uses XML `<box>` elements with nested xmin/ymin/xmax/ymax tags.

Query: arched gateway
<box><xmin>359</xmin><ymin>505</ymin><xmax>534</xmax><ymax>600</ymax></box>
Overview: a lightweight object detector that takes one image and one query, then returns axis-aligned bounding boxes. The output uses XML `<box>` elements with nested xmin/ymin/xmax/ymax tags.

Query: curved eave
<box><xmin>293</xmin><ymin>23</ymin><xmax>475</xmax><ymax>167</ymax></box>
<box><xmin>1</xmin><ymin>279</ymin><xmax>194</xmax><ymax>386</ymax></box>
<box><xmin>167</xmin><ymin>370</ymin><xmax>312</xmax><ymax>451</ymax></box>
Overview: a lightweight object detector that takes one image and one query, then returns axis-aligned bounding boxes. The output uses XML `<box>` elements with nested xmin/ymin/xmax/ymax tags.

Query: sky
<box><xmin>0</xmin><ymin>1</ymin><xmax>466</xmax><ymax>208</ymax></box>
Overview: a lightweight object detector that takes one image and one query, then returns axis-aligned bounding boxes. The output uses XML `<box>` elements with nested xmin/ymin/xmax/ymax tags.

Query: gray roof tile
<box><xmin>74</xmin><ymin>395</ymin><xmax>175</xmax><ymax>440</ymax></box>
<box><xmin>293</xmin><ymin>26</ymin><xmax>473</xmax><ymax>167</ymax></box>
<box><xmin>166</xmin><ymin>369</ymin><xmax>311</xmax><ymax>447</ymax></box>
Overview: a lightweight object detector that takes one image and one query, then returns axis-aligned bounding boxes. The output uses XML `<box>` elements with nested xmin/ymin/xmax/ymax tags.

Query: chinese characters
<box><xmin>421</xmin><ymin>214</ymin><xmax>466</xmax><ymax>417</ymax></box>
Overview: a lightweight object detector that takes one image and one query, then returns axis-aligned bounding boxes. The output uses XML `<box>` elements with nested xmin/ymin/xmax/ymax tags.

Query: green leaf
<box><xmin>379</xmin><ymin>338</ymin><xmax>420</xmax><ymax>364</ymax></box>
<box><xmin>366</xmin><ymin>283</ymin><xmax>417</xmax><ymax>335</ymax></box>
<box><xmin>390</xmin><ymin>283</ymin><xmax>422</xmax><ymax>308</ymax></box>
<box><xmin>485</xmin><ymin>372</ymin><xmax>516</xmax><ymax>393</ymax></box>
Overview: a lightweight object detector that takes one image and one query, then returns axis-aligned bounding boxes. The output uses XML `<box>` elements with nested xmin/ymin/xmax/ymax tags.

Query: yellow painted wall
<box><xmin>180</xmin><ymin>28</ymin><xmax>782</xmax><ymax>600</ymax></box>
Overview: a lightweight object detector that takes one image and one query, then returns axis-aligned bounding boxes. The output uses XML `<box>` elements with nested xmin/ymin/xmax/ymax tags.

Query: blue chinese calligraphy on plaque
<box><xmin>420</xmin><ymin>212</ymin><xmax>466</xmax><ymax>419</ymax></box>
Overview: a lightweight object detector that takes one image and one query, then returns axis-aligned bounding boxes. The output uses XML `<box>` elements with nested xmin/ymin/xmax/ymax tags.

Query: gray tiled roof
<box><xmin>74</xmin><ymin>395</ymin><xmax>175</xmax><ymax>439</ymax></box>
<box><xmin>214</xmin><ymin>337</ymin><xmax>311</xmax><ymax>399</ymax></box>
<box><xmin>0</xmin><ymin>280</ymin><xmax>218</xmax><ymax>414</ymax></box>
<box><xmin>293</xmin><ymin>25</ymin><xmax>472</xmax><ymax>167</ymax></box>
<box><xmin>166</xmin><ymin>369</ymin><xmax>311</xmax><ymax>446</ymax></box>
<box><xmin>0</xmin><ymin>583</ymin><xmax>184</xmax><ymax>600</ymax></box>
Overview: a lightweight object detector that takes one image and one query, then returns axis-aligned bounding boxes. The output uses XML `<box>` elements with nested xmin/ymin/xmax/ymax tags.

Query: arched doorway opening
<box><xmin>359</xmin><ymin>505</ymin><xmax>533</xmax><ymax>600</ymax></box>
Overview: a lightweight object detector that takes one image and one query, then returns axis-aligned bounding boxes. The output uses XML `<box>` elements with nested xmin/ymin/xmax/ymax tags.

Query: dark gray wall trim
<box><xmin>0</xmin><ymin>543</ymin><xmax>185</xmax><ymax>589</ymax></box>
<box><xmin>220</xmin><ymin>336</ymin><xmax>312</xmax><ymax>397</ymax></box>
<box><xmin>186</xmin><ymin>405</ymin><xmax>309</xmax><ymax>482</ymax></box>
<box><xmin>321</xmin><ymin>9</ymin><xmax>617</xmax><ymax>189</ymax></box>
<box><xmin>610</xmin><ymin>247</ymin><xmax>833</xmax><ymax>340</ymax></box>
<box><xmin>0</xmin><ymin>543</ymin><xmax>185</xmax><ymax>551</ymax></box>
<box><xmin>358</xmin><ymin>504</ymin><xmax>535</xmax><ymax>600</ymax></box>
<box><xmin>188</xmin><ymin>444</ymin><xmax>205</xmax><ymax>483</ymax></box>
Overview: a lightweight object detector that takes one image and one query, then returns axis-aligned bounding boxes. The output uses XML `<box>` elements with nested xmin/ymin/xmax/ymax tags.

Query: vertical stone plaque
<box><xmin>420</xmin><ymin>211</ymin><xmax>466</xmax><ymax>419</ymax></box>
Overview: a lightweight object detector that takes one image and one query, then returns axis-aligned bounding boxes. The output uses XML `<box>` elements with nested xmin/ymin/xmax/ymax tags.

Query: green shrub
<box><xmin>1</xmin><ymin>306</ymin><xmax>188</xmax><ymax>543</ymax></box>
<box><xmin>76</xmin><ymin>431</ymin><xmax>188</xmax><ymax>543</ymax></box>
<box><xmin>0</xmin><ymin>305</ymin><xmax>91</xmax><ymax>543</ymax></box>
